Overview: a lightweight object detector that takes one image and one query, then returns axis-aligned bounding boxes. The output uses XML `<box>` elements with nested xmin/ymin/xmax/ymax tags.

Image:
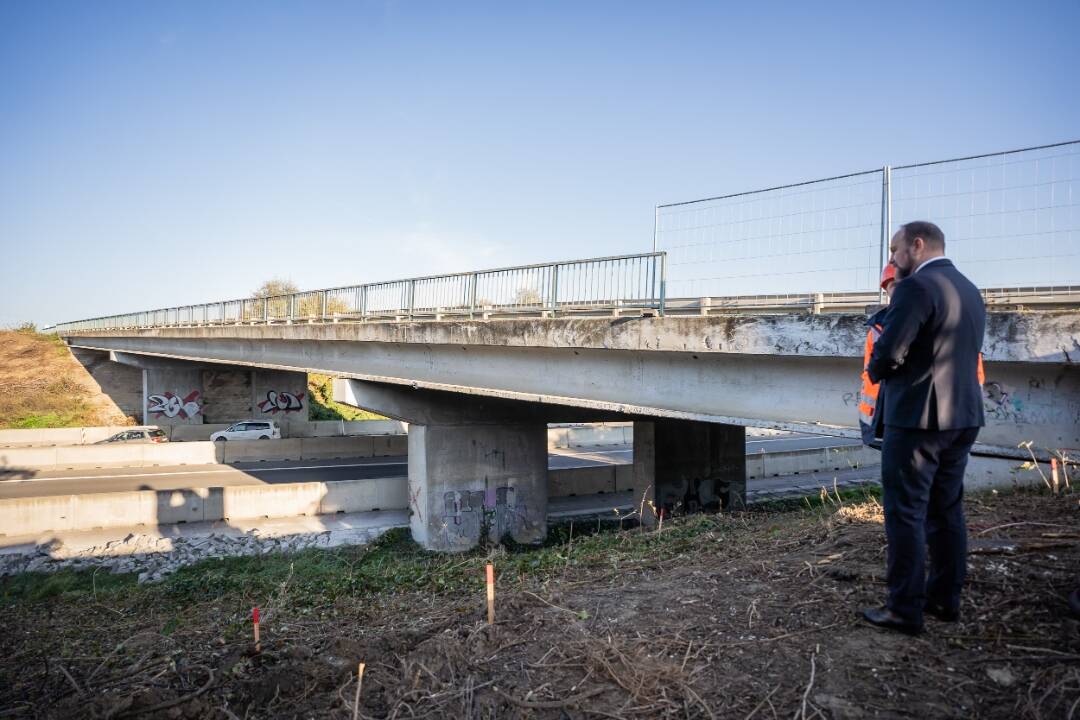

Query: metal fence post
<box><xmin>407</xmin><ymin>280</ymin><xmax>415</xmax><ymax>319</ymax></box>
<box><xmin>658</xmin><ymin>253</ymin><xmax>667</xmax><ymax>316</ymax></box>
<box><xmin>320</xmin><ymin>291</ymin><xmax>327</xmax><ymax>321</ymax></box>
<box><xmin>879</xmin><ymin>165</ymin><xmax>892</xmax><ymax>303</ymax></box>
<box><xmin>549</xmin><ymin>264</ymin><xmax>559</xmax><ymax>314</ymax></box>
<box><xmin>360</xmin><ymin>285</ymin><xmax>368</xmax><ymax>318</ymax></box>
<box><xmin>469</xmin><ymin>273</ymin><xmax>478</xmax><ymax>318</ymax></box>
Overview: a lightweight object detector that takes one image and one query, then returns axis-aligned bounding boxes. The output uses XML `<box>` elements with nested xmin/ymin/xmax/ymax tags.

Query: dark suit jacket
<box><xmin>867</xmin><ymin>258</ymin><xmax>986</xmax><ymax>430</ymax></box>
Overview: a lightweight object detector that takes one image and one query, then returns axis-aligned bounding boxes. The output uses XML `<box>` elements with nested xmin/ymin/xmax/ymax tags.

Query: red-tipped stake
<box><xmin>486</xmin><ymin>563</ymin><xmax>495</xmax><ymax>625</ymax></box>
<box><xmin>1051</xmin><ymin>458</ymin><xmax>1060</xmax><ymax>495</ymax></box>
<box><xmin>352</xmin><ymin>662</ymin><xmax>366</xmax><ymax>720</ymax></box>
<box><xmin>253</xmin><ymin>607</ymin><xmax>261</xmax><ymax>652</ymax></box>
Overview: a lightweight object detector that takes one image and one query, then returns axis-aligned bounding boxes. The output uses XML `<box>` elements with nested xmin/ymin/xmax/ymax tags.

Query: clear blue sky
<box><xmin>2</xmin><ymin>1</ymin><xmax>1077</xmax><ymax>326</ymax></box>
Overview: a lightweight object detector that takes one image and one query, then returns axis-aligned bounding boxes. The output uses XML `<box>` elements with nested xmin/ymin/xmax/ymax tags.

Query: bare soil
<box><xmin>0</xmin><ymin>330</ymin><xmax>132</xmax><ymax>428</ymax></box>
<box><xmin>1</xmin><ymin>490</ymin><xmax>1077</xmax><ymax>719</ymax></box>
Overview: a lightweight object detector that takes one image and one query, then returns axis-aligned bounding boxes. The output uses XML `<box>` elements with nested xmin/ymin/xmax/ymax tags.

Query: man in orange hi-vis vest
<box><xmin>859</xmin><ymin>265</ymin><xmax>986</xmax><ymax>448</ymax></box>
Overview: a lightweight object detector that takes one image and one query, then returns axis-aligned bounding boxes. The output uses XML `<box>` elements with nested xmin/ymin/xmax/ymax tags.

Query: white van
<box><xmin>210</xmin><ymin>420</ymin><xmax>281</xmax><ymax>441</ymax></box>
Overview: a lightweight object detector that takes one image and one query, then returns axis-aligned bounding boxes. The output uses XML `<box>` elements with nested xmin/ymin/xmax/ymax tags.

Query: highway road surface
<box><xmin>0</xmin><ymin>433</ymin><xmax>863</xmax><ymax>499</ymax></box>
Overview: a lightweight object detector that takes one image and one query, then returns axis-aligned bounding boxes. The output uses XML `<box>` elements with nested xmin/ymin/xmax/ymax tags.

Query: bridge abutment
<box><xmin>107</xmin><ymin>352</ymin><xmax>309</xmax><ymax>428</ymax></box>
<box><xmin>633</xmin><ymin>419</ymin><xmax>746</xmax><ymax>524</ymax></box>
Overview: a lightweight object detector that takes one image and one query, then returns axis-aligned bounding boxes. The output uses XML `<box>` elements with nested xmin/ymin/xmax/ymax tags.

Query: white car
<box><xmin>210</xmin><ymin>420</ymin><xmax>281</xmax><ymax>441</ymax></box>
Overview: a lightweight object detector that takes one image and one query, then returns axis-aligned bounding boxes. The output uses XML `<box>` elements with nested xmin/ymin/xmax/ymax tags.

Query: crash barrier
<box><xmin>0</xmin><ymin>454</ymin><xmax>1045</xmax><ymax>537</ymax></box>
<box><xmin>3</xmin><ymin>421</ymin><xmax>633</xmax><ymax>448</ymax></box>
<box><xmin>746</xmin><ymin>444</ymin><xmax>879</xmax><ymax>479</ymax></box>
<box><xmin>0</xmin><ymin>435</ymin><xmax>409</xmax><ymax>471</ymax></box>
<box><xmin>547</xmin><ymin>423</ymin><xmax>632</xmax><ymax>449</ymax></box>
<box><xmin>0</xmin><ymin>420</ymin><xmax>409</xmax><ymax>447</ymax></box>
<box><xmin>0</xmin><ymin>476</ymin><xmax>408</xmax><ymax>536</ymax></box>
<box><xmin>1</xmin><ymin>469</ymin><xmax>613</xmax><ymax>537</ymax></box>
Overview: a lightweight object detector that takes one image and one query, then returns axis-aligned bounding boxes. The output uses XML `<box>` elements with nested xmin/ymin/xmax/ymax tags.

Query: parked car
<box><xmin>96</xmin><ymin>427</ymin><xmax>169</xmax><ymax>444</ymax></box>
<box><xmin>210</xmin><ymin>421</ymin><xmax>281</xmax><ymax>441</ymax></box>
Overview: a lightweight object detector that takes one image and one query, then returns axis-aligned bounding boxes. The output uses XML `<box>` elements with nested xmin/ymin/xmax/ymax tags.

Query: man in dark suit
<box><xmin>862</xmin><ymin>220</ymin><xmax>986</xmax><ymax>635</ymax></box>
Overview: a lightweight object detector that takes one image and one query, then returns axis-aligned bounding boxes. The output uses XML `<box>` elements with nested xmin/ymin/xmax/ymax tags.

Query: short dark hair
<box><xmin>900</xmin><ymin>221</ymin><xmax>945</xmax><ymax>250</ymax></box>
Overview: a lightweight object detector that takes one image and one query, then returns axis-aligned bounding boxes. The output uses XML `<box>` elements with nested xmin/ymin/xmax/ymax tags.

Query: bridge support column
<box><xmin>409</xmin><ymin>423</ymin><xmax>548</xmax><ymax>551</ymax></box>
<box><xmin>333</xmin><ymin>379</ymin><xmax>556</xmax><ymax>551</ymax></box>
<box><xmin>633</xmin><ymin>419</ymin><xmax>746</xmax><ymax>524</ymax></box>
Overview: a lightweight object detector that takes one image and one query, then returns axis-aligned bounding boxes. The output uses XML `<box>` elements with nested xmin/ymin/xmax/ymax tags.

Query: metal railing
<box><xmin>54</xmin><ymin>253</ymin><xmax>667</xmax><ymax>334</ymax></box>
<box><xmin>655</xmin><ymin>139</ymin><xmax>1080</xmax><ymax>298</ymax></box>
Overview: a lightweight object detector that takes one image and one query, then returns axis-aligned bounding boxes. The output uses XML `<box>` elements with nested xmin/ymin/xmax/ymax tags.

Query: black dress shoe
<box><xmin>925</xmin><ymin>603</ymin><xmax>959</xmax><ymax>622</ymax></box>
<box><xmin>861</xmin><ymin>607</ymin><xmax>923</xmax><ymax>635</ymax></box>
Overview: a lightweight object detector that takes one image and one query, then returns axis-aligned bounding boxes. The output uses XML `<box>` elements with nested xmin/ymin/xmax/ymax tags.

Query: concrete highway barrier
<box><xmin>0</xmin><ymin>419</ymin><xmax>410</xmax><ymax>447</ymax></box>
<box><xmin>548</xmin><ymin>423</ymin><xmax>632</xmax><ymax>449</ymax></box>
<box><xmin>0</xmin><ymin>478</ymin><xmax>408</xmax><ymax>536</ymax></box>
<box><xmin>745</xmin><ymin>444</ymin><xmax>879</xmax><ymax>479</ymax></box>
<box><xmin>0</xmin><ymin>436</ymin><xmax>412</xmax><ymax>471</ymax></box>
<box><xmin>0</xmin><ymin>453</ymin><xmax>1044</xmax><ymax>537</ymax></box>
<box><xmin>220</xmin><ymin>439</ymin><xmax>304</xmax><ymax>463</ymax></box>
<box><xmin>3</xmin><ymin>421</ymin><xmax>619</xmax><ymax>449</ymax></box>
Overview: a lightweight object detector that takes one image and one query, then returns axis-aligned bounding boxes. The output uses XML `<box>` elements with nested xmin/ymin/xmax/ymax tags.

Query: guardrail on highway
<box><xmin>53</xmin><ymin>252</ymin><xmax>668</xmax><ymax>333</ymax></box>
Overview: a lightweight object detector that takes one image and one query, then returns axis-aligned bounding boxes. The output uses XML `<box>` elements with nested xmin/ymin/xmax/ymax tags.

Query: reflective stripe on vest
<box><xmin>859</xmin><ymin>325</ymin><xmax>882</xmax><ymax>426</ymax></box>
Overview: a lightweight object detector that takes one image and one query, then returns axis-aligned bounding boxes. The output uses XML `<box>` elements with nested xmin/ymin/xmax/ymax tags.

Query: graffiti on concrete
<box><xmin>258</xmin><ymin>390</ymin><xmax>305</xmax><ymax>414</ymax></box>
<box><xmin>147</xmin><ymin>391</ymin><xmax>202</xmax><ymax>419</ymax></box>
<box><xmin>441</xmin><ymin>487</ymin><xmax>529</xmax><ymax>547</ymax></box>
<box><xmin>984</xmin><ymin>380</ymin><xmax>1024</xmax><ymax>423</ymax></box>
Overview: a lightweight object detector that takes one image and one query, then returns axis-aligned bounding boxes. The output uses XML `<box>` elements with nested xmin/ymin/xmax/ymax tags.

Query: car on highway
<box><xmin>96</xmin><ymin>427</ymin><xmax>169</xmax><ymax>444</ymax></box>
<box><xmin>210</xmin><ymin>420</ymin><xmax>281</xmax><ymax>441</ymax></box>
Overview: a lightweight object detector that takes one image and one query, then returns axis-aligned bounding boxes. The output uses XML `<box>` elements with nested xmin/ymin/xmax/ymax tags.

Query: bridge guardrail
<box><xmin>53</xmin><ymin>252</ymin><xmax>667</xmax><ymax>333</ymax></box>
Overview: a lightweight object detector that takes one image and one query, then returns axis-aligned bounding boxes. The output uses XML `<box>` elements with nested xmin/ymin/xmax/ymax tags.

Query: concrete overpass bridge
<box><xmin>54</xmin><ymin>253</ymin><xmax>1080</xmax><ymax>551</ymax></box>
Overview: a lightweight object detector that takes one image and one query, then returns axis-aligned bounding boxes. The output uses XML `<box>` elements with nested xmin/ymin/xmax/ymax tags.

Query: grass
<box><xmin>0</xmin><ymin>514</ymin><xmax>730</xmax><ymax>612</ymax></box>
<box><xmin>0</xmin><ymin>329</ymin><xmax>108</xmax><ymax>429</ymax></box>
<box><xmin>307</xmin><ymin>373</ymin><xmax>385</xmax><ymax>421</ymax></box>
<box><xmin>0</xmin><ymin>484</ymin><xmax>890</xmax><ymax>612</ymax></box>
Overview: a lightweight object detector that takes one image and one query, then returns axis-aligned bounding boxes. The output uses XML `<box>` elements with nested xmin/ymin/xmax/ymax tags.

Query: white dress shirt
<box><xmin>914</xmin><ymin>256</ymin><xmax>948</xmax><ymax>274</ymax></box>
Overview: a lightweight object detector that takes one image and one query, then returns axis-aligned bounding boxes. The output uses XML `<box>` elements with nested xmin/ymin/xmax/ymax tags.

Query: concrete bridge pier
<box><xmin>409</xmin><ymin>422</ymin><xmax>548</xmax><ymax>551</ymax></box>
<box><xmin>633</xmin><ymin>419</ymin><xmax>747</xmax><ymax>524</ymax></box>
<box><xmin>335</xmin><ymin>380</ymin><xmax>557</xmax><ymax>551</ymax></box>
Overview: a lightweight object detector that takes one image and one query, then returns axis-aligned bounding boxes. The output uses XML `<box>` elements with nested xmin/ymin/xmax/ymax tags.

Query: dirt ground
<box><xmin>0</xmin><ymin>330</ymin><xmax>132</xmax><ymax>428</ymax></box>
<box><xmin>1</xmin><ymin>489</ymin><xmax>1077</xmax><ymax>719</ymax></box>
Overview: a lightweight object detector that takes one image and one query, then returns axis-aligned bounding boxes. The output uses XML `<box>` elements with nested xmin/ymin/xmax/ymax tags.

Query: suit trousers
<box><xmin>880</xmin><ymin>425</ymin><xmax>979</xmax><ymax>624</ymax></box>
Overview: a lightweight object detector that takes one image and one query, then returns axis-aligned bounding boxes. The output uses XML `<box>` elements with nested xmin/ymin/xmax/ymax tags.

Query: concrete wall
<box><xmin>145</xmin><ymin>367</ymin><xmax>204</xmax><ymax>426</ymax></box>
<box><xmin>68</xmin><ymin>348</ymin><xmax>143</xmax><ymax>422</ymax></box>
<box><xmin>0</xmin><ymin>476</ymin><xmax>408</xmax><ymax>537</ymax></box>
<box><xmin>0</xmin><ymin>435</ymin><xmax>409</xmax><ymax>470</ymax></box>
<box><xmin>746</xmin><ymin>444</ymin><xmax>880</xmax><ymax>479</ymax></box>
<box><xmin>251</xmin><ymin>369</ymin><xmax>309</xmax><ymax>435</ymax></box>
<box><xmin>1</xmin><ymin>456</ymin><xmax>1054</xmax><ymax>538</ymax></box>
<box><xmin>548</xmin><ymin>423</ymin><xmax>632</xmax><ymax>449</ymax></box>
<box><xmin>200</xmin><ymin>368</ymin><xmax>252</xmax><ymax>423</ymax></box>
<box><xmin>0</xmin><ymin>420</ymin><xmax>409</xmax><ymax>446</ymax></box>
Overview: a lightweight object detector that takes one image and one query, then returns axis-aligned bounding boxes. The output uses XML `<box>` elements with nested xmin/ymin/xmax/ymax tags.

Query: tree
<box><xmin>249</xmin><ymin>277</ymin><xmax>351</xmax><ymax>319</ymax></box>
<box><xmin>253</xmin><ymin>278</ymin><xmax>299</xmax><ymax>299</ymax></box>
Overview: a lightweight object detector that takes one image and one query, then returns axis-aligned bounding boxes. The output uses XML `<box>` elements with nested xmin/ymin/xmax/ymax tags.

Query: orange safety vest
<box><xmin>859</xmin><ymin>325</ymin><xmax>985</xmax><ymax>438</ymax></box>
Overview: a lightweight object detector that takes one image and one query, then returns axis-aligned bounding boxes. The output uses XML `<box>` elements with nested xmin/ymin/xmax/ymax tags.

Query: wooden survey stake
<box><xmin>253</xmin><ymin>607</ymin><xmax>261</xmax><ymax>651</ymax></box>
<box><xmin>486</xmin><ymin>563</ymin><xmax>495</xmax><ymax>624</ymax></box>
<box><xmin>352</xmin><ymin>662</ymin><xmax>366</xmax><ymax>720</ymax></box>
